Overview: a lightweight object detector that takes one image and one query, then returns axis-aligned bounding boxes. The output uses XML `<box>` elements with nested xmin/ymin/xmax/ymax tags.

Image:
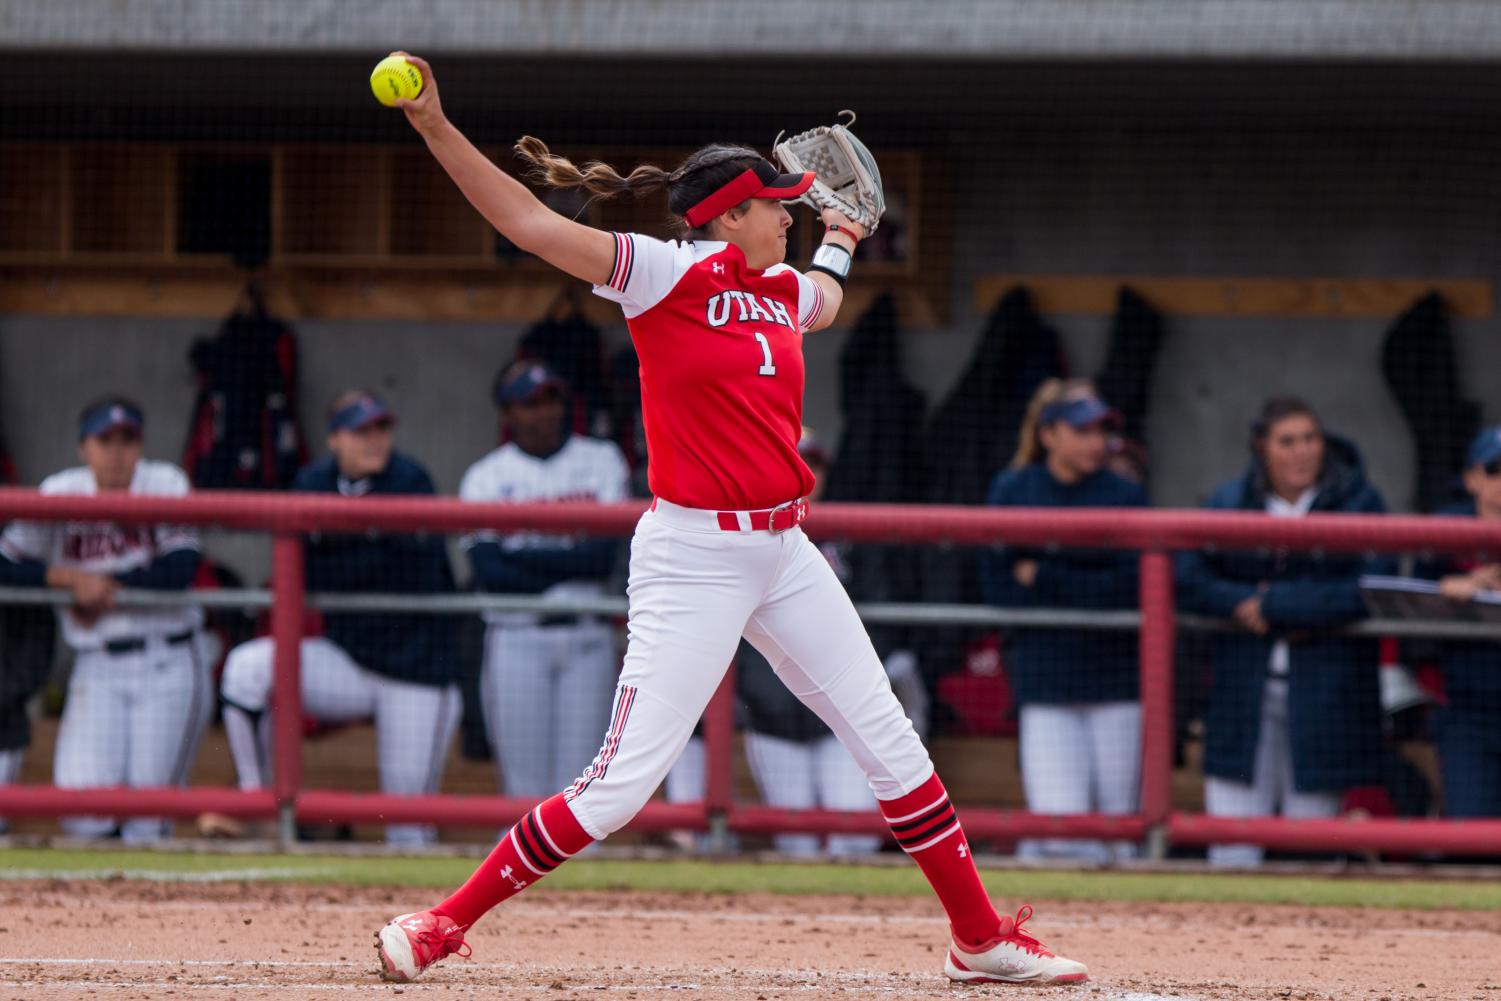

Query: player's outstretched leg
<box><xmin>374</xmin><ymin>792</ymin><xmax>593</xmax><ymax>981</ymax></box>
<box><xmin>375</xmin><ymin>636</ymin><xmax>722</xmax><ymax>982</ymax></box>
<box><xmin>877</xmin><ymin>772</ymin><xmax>1089</xmax><ymax>985</ymax></box>
<box><xmin>745</xmin><ymin>537</ymin><xmax>1087</xmax><ymax>984</ymax></box>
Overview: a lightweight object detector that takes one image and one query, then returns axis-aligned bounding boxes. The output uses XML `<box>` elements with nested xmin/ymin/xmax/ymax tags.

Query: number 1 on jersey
<box><xmin>754</xmin><ymin>332</ymin><xmax>777</xmax><ymax>377</ymax></box>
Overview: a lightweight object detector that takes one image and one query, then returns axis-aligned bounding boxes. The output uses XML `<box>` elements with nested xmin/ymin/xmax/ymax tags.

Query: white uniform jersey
<box><xmin>1</xmin><ymin>460</ymin><xmax>202</xmax><ymax>651</ymax></box>
<box><xmin>459</xmin><ymin>435</ymin><xmax>629</xmax><ymax>626</ymax></box>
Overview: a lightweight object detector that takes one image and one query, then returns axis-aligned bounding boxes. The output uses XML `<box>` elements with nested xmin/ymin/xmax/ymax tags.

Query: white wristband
<box><xmin>810</xmin><ymin>242</ymin><xmax>853</xmax><ymax>282</ymax></box>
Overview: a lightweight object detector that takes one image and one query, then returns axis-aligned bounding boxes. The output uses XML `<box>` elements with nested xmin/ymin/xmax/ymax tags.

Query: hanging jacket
<box><xmin>1094</xmin><ymin>286</ymin><xmax>1166</xmax><ymax>448</ymax></box>
<box><xmin>1175</xmin><ymin>436</ymin><xmax>1395</xmax><ymax>790</ymax></box>
<box><xmin>514</xmin><ymin>305</ymin><xmax>610</xmax><ymax>438</ymax></box>
<box><xmin>183</xmin><ymin>289</ymin><xmax>307</xmax><ymax>489</ymax></box>
<box><xmin>1381</xmin><ymin>292</ymin><xmax>1480</xmax><ymax>512</ymax></box>
<box><xmin>917</xmin><ymin>287</ymin><xmax>1065</xmax><ymax>676</ymax></box>
<box><xmin>822</xmin><ymin>293</ymin><xmax>927</xmax><ymax>660</ymax></box>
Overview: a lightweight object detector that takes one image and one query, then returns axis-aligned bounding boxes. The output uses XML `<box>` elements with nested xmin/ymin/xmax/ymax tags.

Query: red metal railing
<box><xmin>0</xmin><ymin>487</ymin><xmax>1498</xmax><ymax>856</ymax></box>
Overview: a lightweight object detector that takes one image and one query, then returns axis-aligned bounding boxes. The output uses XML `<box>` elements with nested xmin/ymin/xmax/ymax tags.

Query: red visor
<box><xmin>683</xmin><ymin>160</ymin><xmax>815</xmax><ymax>228</ymax></box>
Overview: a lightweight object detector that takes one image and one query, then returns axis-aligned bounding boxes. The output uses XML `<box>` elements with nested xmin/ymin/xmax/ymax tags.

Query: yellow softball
<box><xmin>370</xmin><ymin>56</ymin><xmax>423</xmax><ymax>107</ymax></box>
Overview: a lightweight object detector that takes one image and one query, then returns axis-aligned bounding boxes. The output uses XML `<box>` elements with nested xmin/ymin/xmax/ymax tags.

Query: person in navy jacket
<box><xmin>1177</xmin><ymin>396</ymin><xmax>1393</xmax><ymax>866</ymax></box>
<box><xmin>980</xmin><ymin>380</ymin><xmax>1147</xmax><ymax>863</ymax></box>
<box><xmin>218</xmin><ymin>391</ymin><xmax>461</xmax><ymax>845</ymax></box>
<box><xmin>1415</xmin><ymin>426</ymin><xmax>1501</xmax><ymax>819</ymax></box>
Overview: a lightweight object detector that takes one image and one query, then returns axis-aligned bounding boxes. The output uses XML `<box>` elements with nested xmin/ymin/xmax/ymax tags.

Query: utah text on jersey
<box><xmin>705</xmin><ymin>291</ymin><xmax>796</xmax><ymax>330</ymax></box>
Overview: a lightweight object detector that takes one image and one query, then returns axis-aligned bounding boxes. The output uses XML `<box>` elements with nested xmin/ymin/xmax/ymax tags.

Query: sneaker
<box><xmin>944</xmin><ymin>905</ymin><xmax>1089</xmax><ymax>985</ymax></box>
<box><xmin>374</xmin><ymin>910</ymin><xmax>472</xmax><ymax>982</ymax></box>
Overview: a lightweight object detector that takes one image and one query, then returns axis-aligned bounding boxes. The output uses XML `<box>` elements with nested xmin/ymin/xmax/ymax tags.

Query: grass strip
<box><xmin>2</xmin><ymin>847</ymin><xmax>1497</xmax><ymax>910</ymax></box>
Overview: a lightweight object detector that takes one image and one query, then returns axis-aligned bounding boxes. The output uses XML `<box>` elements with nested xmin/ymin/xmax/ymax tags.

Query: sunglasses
<box><xmin>1485</xmin><ymin>459</ymin><xmax>1501</xmax><ymax>477</ymax></box>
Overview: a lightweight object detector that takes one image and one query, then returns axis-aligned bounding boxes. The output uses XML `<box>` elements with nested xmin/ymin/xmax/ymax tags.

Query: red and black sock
<box><xmin>434</xmin><ymin>793</ymin><xmax>594</xmax><ymax>930</ymax></box>
<box><xmin>879</xmin><ymin>772</ymin><xmax>1000</xmax><ymax>950</ymax></box>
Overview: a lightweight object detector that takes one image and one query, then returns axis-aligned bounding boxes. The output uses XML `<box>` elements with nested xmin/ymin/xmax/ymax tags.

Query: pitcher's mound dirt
<box><xmin>1</xmin><ymin>880</ymin><xmax>1495</xmax><ymax>999</ymax></box>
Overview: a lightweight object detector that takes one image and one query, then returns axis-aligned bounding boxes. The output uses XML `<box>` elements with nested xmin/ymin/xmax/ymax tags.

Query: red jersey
<box><xmin>594</xmin><ymin>233</ymin><xmax>828</xmax><ymax>510</ymax></box>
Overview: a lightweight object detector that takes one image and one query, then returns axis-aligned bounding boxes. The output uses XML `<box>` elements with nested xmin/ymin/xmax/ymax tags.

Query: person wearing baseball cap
<box><xmin>217</xmin><ymin>388</ymin><xmax>462</xmax><ymax>846</ymax></box>
<box><xmin>76</xmin><ymin>397</ymin><xmax>146</xmax><ymax>490</ymax></box>
<box><xmin>322</xmin><ymin>391</ymin><xmax>398</xmax><ymax>485</ymax></box>
<box><xmin>460</xmin><ymin>360</ymin><xmax>629</xmax><ymax>801</ymax></box>
<box><xmin>1414</xmin><ymin>425</ymin><xmax>1501</xmax><ymax>820</ymax></box>
<box><xmin>492</xmin><ymin>361</ymin><xmax>568</xmax><ymax>455</ymax></box>
<box><xmin>0</xmin><ymin>394</ymin><xmax>208</xmax><ymax>843</ymax></box>
<box><xmin>980</xmin><ymin>379</ymin><xmax>1145</xmax><ymax>864</ymax></box>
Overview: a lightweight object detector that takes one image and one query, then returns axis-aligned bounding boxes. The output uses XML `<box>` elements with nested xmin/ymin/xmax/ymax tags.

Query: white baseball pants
<box><xmin>564</xmin><ymin>499</ymin><xmax>934</xmax><ymax>840</ymax></box>
<box><xmin>0</xmin><ymin>747</ymin><xmax>21</xmax><ymax>786</ymax></box>
<box><xmin>743</xmin><ymin>730</ymin><xmax>882</xmax><ymax>857</ymax></box>
<box><xmin>0</xmin><ymin>747</ymin><xmax>24</xmax><ymax>835</ymax></box>
<box><xmin>1016</xmin><ymin>700</ymin><xmax>1142</xmax><ymax>863</ymax></box>
<box><xmin>55</xmin><ymin>635</ymin><xmax>213</xmax><ymax>843</ymax></box>
<box><xmin>1204</xmin><ymin>678</ymin><xmax>1341</xmax><ymax>867</ymax></box>
<box><xmin>481</xmin><ymin>620</ymin><xmax>617</xmax><ymax>798</ymax></box>
<box><xmin>219</xmin><ymin>636</ymin><xmax>460</xmax><ymax>846</ymax></box>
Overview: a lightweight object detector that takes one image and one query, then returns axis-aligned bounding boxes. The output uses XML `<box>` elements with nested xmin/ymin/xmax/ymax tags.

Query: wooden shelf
<box><xmin>0</xmin><ymin>144</ymin><xmax>66</xmax><ymax>254</ymax></box>
<box><xmin>278</xmin><ymin>146</ymin><xmax>386</xmax><ymax>257</ymax></box>
<box><xmin>69</xmin><ymin>145</ymin><xmax>171</xmax><ymax>255</ymax></box>
<box><xmin>0</xmin><ymin>140</ymin><xmax>949</xmax><ymax>324</ymax></box>
<box><xmin>389</xmin><ymin>147</ymin><xmax>490</xmax><ymax>259</ymax></box>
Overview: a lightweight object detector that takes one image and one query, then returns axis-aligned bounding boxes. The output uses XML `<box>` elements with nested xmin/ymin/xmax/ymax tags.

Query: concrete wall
<box><xmin>14</xmin><ymin>0</ymin><xmax>1501</xmax><ymax>60</ymax></box>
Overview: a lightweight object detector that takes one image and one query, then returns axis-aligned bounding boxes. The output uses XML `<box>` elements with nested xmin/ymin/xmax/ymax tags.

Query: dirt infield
<box><xmin>1</xmin><ymin>880</ymin><xmax>1496</xmax><ymax>1000</ymax></box>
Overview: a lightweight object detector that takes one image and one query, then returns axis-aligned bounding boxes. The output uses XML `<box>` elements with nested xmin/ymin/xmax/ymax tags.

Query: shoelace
<box><xmin>998</xmin><ymin>905</ymin><xmax>1053</xmax><ymax>958</ymax></box>
<box><xmin>414</xmin><ymin>923</ymin><xmax>473</xmax><ymax>963</ymax></box>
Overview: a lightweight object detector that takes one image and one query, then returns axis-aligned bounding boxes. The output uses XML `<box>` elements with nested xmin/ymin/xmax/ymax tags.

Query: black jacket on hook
<box><xmin>182</xmin><ymin>285</ymin><xmax>307</xmax><ymax>489</ymax></box>
<box><xmin>1381</xmin><ymin>292</ymin><xmax>1480</xmax><ymax>512</ymax></box>
<box><xmin>822</xmin><ymin>293</ymin><xmax>928</xmax><ymax>661</ymax></box>
<box><xmin>1094</xmin><ymin>286</ymin><xmax>1165</xmax><ymax>448</ymax></box>
<box><xmin>917</xmin><ymin>287</ymin><xmax>1065</xmax><ymax>678</ymax></box>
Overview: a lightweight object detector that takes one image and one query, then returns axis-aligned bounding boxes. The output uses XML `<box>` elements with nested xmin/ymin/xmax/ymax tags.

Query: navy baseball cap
<box><xmin>1040</xmin><ymin>394</ymin><xmax>1120</xmax><ymax>429</ymax></box>
<box><xmin>495</xmin><ymin>362</ymin><xmax>566</xmax><ymax>406</ymax></box>
<box><xmin>1466</xmin><ymin>426</ymin><xmax>1501</xmax><ymax>469</ymax></box>
<box><xmin>327</xmin><ymin>394</ymin><xmax>396</xmax><ymax>433</ymax></box>
<box><xmin>78</xmin><ymin>400</ymin><xmax>144</xmax><ymax>441</ymax></box>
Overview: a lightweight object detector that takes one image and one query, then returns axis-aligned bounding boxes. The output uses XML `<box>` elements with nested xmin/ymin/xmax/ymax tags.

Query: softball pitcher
<box><xmin>0</xmin><ymin>397</ymin><xmax>210</xmax><ymax>843</ymax></box>
<box><xmin>373</xmin><ymin>53</ymin><xmax>1086</xmax><ymax>987</ymax></box>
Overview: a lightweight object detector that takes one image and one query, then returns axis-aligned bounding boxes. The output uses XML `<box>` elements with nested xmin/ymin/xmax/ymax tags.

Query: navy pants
<box><xmin>1437</xmin><ymin>708</ymin><xmax>1501</xmax><ymax>819</ymax></box>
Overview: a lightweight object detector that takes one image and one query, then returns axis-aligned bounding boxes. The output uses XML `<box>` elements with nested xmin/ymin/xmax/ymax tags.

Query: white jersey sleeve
<box><xmin>592</xmin><ymin>233</ymin><xmax>708</xmax><ymax>319</ymax></box>
<box><xmin>457</xmin><ymin>452</ymin><xmax>503</xmax><ymax>550</ymax></box>
<box><xmin>141</xmin><ymin>462</ymin><xmax>199</xmax><ymax>554</ymax></box>
<box><xmin>766</xmin><ymin>264</ymin><xmax>826</xmax><ymax>329</ymax></box>
<box><xmin>0</xmin><ymin>469</ymin><xmax>79</xmax><ymax>565</ymax></box>
<box><xmin>0</xmin><ymin>515</ymin><xmax>53</xmax><ymax>565</ymax></box>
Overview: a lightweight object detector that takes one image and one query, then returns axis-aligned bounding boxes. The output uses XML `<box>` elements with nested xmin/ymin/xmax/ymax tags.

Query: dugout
<box><xmin>2</xmin><ymin>0</ymin><xmax>1500</xmax><ymax>528</ymax></box>
<box><xmin>3</xmin><ymin>2</ymin><xmax>1501</xmax><ymax>853</ymax></box>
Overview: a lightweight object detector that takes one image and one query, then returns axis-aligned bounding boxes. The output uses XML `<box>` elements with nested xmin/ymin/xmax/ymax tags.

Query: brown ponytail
<box><xmin>514</xmin><ymin>136</ymin><xmax>673</xmax><ymax>200</ymax></box>
<box><xmin>514</xmin><ymin>137</ymin><xmax>767</xmax><ymax>237</ymax></box>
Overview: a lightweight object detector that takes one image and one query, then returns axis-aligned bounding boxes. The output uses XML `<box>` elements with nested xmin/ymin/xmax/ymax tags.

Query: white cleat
<box><xmin>374</xmin><ymin>909</ymin><xmax>471</xmax><ymax>982</ymax></box>
<box><xmin>944</xmin><ymin>905</ymin><xmax>1089</xmax><ymax>985</ymax></box>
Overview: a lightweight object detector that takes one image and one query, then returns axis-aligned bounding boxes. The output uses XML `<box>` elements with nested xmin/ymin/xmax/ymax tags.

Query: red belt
<box><xmin>649</xmin><ymin>497</ymin><xmax>810</xmax><ymax>533</ymax></box>
<box><xmin>716</xmin><ymin>499</ymin><xmax>809</xmax><ymax>533</ymax></box>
